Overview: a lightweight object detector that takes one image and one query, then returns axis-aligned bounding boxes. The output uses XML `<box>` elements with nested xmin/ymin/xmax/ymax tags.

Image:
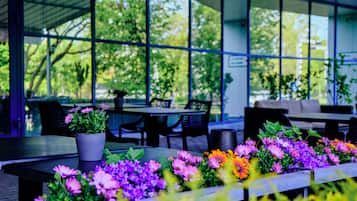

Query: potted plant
<box><xmin>109</xmin><ymin>89</ymin><xmax>128</xmax><ymax>109</ymax></box>
<box><xmin>65</xmin><ymin>106</ymin><xmax>108</xmax><ymax>161</ymax></box>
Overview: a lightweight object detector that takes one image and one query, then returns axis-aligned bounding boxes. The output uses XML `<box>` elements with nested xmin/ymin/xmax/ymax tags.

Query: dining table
<box><xmin>107</xmin><ymin>107</ymin><xmax>205</xmax><ymax>147</ymax></box>
<box><xmin>286</xmin><ymin>112</ymin><xmax>357</xmax><ymax>138</ymax></box>
<box><xmin>0</xmin><ymin>135</ymin><xmax>139</xmax><ymax>201</ymax></box>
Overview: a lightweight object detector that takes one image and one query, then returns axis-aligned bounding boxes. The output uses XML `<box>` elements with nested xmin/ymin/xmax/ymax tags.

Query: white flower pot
<box><xmin>76</xmin><ymin>133</ymin><xmax>106</xmax><ymax>161</ymax></box>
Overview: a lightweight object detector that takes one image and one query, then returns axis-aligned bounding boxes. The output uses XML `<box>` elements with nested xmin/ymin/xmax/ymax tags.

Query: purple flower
<box><xmin>34</xmin><ymin>196</ymin><xmax>46</xmax><ymax>201</ymax></box>
<box><xmin>335</xmin><ymin>142</ymin><xmax>349</xmax><ymax>153</ymax></box>
<box><xmin>68</xmin><ymin>106</ymin><xmax>81</xmax><ymax>113</ymax></box>
<box><xmin>64</xmin><ymin>114</ymin><xmax>73</xmax><ymax>124</ymax></box>
<box><xmin>81</xmin><ymin>107</ymin><xmax>93</xmax><ymax>113</ymax></box>
<box><xmin>53</xmin><ymin>165</ymin><xmax>78</xmax><ymax>178</ymax></box>
<box><xmin>65</xmin><ymin>177</ymin><xmax>82</xmax><ymax>195</ymax></box>
<box><xmin>271</xmin><ymin>162</ymin><xmax>283</xmax><ymax>174</ymax></box>
<box><xmin>267</xmin><ymin>145</ymin><xmax>284</xmax><ymax>159</ymax></box>
<box><xmin>328</xmin><ymin>153</ymin><xmax>340</xmax><ymax>165</ymax></box>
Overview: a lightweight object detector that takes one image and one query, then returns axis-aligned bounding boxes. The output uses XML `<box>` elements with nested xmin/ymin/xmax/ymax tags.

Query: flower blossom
<box><xmin>90</xmin><ymin>170</ymin><xmax>120</xmax><ymax>200</ymax></box>
<box><xmin>53</xmin><ymin>165</ymin><xmax>78</xmax><ymax>178</ymax></box>
<box><xmin>267</xmin><ymin>145</ymin><xmax>284</xmax><ymax>159</ymax></box>
<box><xmin>208</xmin><ymin>150</ymin><xmax>227</xmax><ymax>169</ymax></box>
<box><xmin>81</xmin><ymin>107</ymin><xmax>93</xmax><ymax>113</ymax></box>
<box><xmin>64</xmin><ymin>114</ymin><xmax>73</xmax><ymax>124</ymax></box>
<box><xmin>65</xmin><ymin>177</ymin><xmax>82</xmax><ymax>195</ymax></box>
<box><xmin>34</xmin><ymin>196</ymin><xmax>46</xmax><ymax>201</ymax></box>
<box><xmin>271</xmin><ymin>162</ymin><xmax>283</xmax><ymax>174</ymax></box>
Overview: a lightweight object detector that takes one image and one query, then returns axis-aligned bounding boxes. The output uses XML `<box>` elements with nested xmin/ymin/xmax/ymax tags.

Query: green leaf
<box><xmin>104</xmin><ymin>148</ymin><xmax>126</xmax><ymax>164</ymax></box>
<box><xmin>307</xmin><ymin>129</ymin><xmax>321</xmax><ymax>139</ymax></box>
<box><xmin>126</xmin><ymin>147</ymin><xmax>144</xmax><ymax>161</ymax></box>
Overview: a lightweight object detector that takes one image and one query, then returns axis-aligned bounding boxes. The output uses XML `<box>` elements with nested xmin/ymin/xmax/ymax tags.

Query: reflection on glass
<box><xmin>250</xmin><ymin>0</ymin><xmax>280</xmax><ymax>55</ymax></box>
<box><xmin>150</xmin><ymin>48</ymin><xmax>188</xmax><ymax>106</ymax></box>
<box><xmin>282</xmin><ymin>58</ymin><xmax>308</xmax><ymax>100</ymax></box>
<box><xmin>150</xmin><ymin>0</ymin><xmax>188</xmax><ymax>47</ymax></box>
<box><xmin>310</xmin><ymin>60</ymin><xmax>328</xmax><ymax>104</ymax></box>
<box><xmin>282</xmin><ymin>0</ymin><xmax>308</xmax><ymax>57</ymax></box>
<box><xmin>311</xmin><ymin>3</ymin><xmax>334</xmax><ymax>59</ymax></box>
<box><xmin>0</xmin><ymin>40</ymin><xmax>9</xmax><ymax>135</ymax></box>
<box><xmin>192</xmin><ymin>52</ymin><xmax>221</xmax><ymax>121</ymax></box>
<box><xmin>192</xmin><ymin>0</ymin><xmax>221</xmax><ymax>50</ymax></box>
<box><xmin>96</xmin><ymin>0</ymin><xmax>146</xmax><ymax>42</ymax></box>
<box><xmin>250</xmin><ymin>57</ymin><xmax>279</xmax><ymax>104</ymax></box>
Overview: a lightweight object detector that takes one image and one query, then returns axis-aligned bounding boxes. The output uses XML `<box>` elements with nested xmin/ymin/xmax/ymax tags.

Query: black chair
<box><xmin>320</xmin><ymin>105</ymin><xmax>354</xmax><ymax>114</ymax></box>
<box><xmin>244</xmin><ymin>107</ymin><xmax>291</xmax><ymax>141</ymax></box>
<box><xmin>346</xmin><ymin>117</ymin><xmax>357</xmax><ymax>144</ymax></box>
<box><xmin>37</xmin><ymin>100</ymin><xmax>71</xmax><ymax>136</ymax></box>
<box><xmin>160</xmin><ymin>99</ymin><xmax>212</xmax><ymax>151</ymax></box>
<box><xmin>0</xmin><ymin>97</ymin><xmax>10</xmax><ymax>134</ymax></box>
<box><xmin>118</xmin><ymin>98</ymin><xmax>172</xmax><ymax>145</ymax></box>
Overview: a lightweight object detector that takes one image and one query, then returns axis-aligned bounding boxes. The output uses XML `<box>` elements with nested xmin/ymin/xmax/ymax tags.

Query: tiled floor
<box><xmin>0</xmin><ymin>121</ymin><xmax>244</xmax><ymax>200</ymax></box>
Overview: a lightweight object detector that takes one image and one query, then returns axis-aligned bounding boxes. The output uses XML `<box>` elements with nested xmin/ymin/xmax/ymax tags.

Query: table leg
<box><xmin>325</xmin><ymin>121</ymin><xmax>339</xmax><ymax>139</ymax></box>
<box><xmin>18</xmin><ymin>177</ymin><xmax>43</xmax><ymax>201</ymax></box>
<box><xmin>144</xmin><ymin>117</ymin><xmax>160</xmax><ymax>147</ymax></box>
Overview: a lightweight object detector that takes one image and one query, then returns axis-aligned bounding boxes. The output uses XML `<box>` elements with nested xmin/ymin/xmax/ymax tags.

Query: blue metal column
<box><xmin>90</xmin><ymin>0</ymin><xmax>97</xmax><ymax>104</ymax></box>
<box><xmin>279</xmin><ymin>0</ymin><xmax>283</xmax><ymax>100</ymax></box>
<box><xmin>307</xmin><ymin>0</ymin><xmax>312</xmax><ymax>99</ymax></box>
<box><xmin>188</xmin><ymin>0</ymin><xmax>192</xmax><ymax>101</ymax></box>
<box><xmin>220</xmin><ymin>0</ymin><xmax>224</xmax><ymax>121</ymax></box>
<box><xmin>8</xmin><ymin>0</ymin><xmax>25</xmax><ymax>137</ymax></box>
<box><xmin>333</xmin><ymin>5</ymin><xmax>338</xmax><ymax>105</ymax></box>
<box><xmin>247</xmin><ymin>0</ymin><xmax>251</xmax><ymax>106</ymax></box>
<box><xmin>146</xmin><ymin>0</ymin><xmax>151</xmax><ymax>104</ymax></box>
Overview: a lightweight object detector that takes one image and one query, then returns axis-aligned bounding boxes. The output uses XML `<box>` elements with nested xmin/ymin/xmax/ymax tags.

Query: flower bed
<box><xmin>35</xmin><ymin>122</ymin><xmax>357</xmax><ymax>201</ymax></box>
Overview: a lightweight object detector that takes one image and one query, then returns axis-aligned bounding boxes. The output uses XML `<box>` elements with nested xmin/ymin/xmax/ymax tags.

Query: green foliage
<box><xmin>258</xmin><ymin>121</ymin><xmax>303</xmax><ymax>141</ymax></box>
<box><xmin>198</xmin><ymin>159</ymin><xmax>223</xmax><ymax>187</ymax></box>
<box><xmin>104</xmin><ymin>147</ymin><xmax>144</xmax><ymax>164</ymax></box>
<box><xmin>67</xmin><ymin>108</ymin><xmax>108</xmax><ymax>134</ymax></box>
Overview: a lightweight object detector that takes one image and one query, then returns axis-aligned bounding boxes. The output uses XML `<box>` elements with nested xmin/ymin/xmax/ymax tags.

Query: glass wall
<box><xmin>0</xmin><ymin>28</ymin><xmax>9</xmax><ymax>135</ymax></box>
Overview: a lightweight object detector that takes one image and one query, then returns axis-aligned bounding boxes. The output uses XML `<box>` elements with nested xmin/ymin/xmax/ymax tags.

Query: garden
<box><xmin>34</xmin><ymin>121</ymin><xmax>357</xmax><ymax>201</ymax></box>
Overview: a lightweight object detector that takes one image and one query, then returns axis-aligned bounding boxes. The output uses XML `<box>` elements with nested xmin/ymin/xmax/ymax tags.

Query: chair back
<box><xmin>37</xmin><ymin>100</ymin><xmax>70</xmax><ymax>136</ymax></box>
<box><xmin>348</xmin><ymin>117</ymin><xmax>357</xmax><ymax>144</ymax></box>
<box><xmin>181</xmin><ymin>99</ymin><xmax>212</xmax><ymax>136</ymax></box>
<box><xmin>0</xmin><ymin>97</ymin><xmax>10</xmax><ymax>134</ymax></box>
<box><xmin>244</xmin><ymin>107</ymin><xmax>291</xmax><ymax>141</ymax></box>
<box><xmin>320</xmin><ymin>105</ymin><xmax>354</xmax><ymax>114</ymax></box>
<box><xmin>149</xmin><ymin>98</ymin><xmax>172</xmax><ymax>108</ymax></box>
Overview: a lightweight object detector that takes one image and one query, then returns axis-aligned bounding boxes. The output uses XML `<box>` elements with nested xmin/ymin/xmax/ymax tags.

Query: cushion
<box><xmin>254</xmin><ymin>100</ymin><xmax>289</xmax><ymax>110</ymax></box>
<box><xmin>285</xmin><ymin>100</ymin><xmax>302</xmax><ymax>114</ymax></box>
<box><xmin>290</xmin><ymin>121</ymin><xmax>313</xmax><ymax>130</ymax></box>
<box><xmin>301</xmin><ymin>100</ymin><xmax>321</xmax><ymax>113</ymax></box>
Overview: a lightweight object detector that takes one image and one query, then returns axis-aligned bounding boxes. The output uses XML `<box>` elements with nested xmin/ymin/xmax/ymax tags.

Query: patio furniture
<box><xmin>209</xmin><ymin>129</ymin><xmax>237</xmax><ymax>151</ymax></box>
<box><xmin>0</xmin><ymin>97</ymin><xmax>10</xmax><ymax>134</ymax></box>
<box><xmin>159</xmin><ymin>99</ymin><xmax>212</xmax><ymax>151</ymax></box>
<box><xmin>244</xmin><ymin>107</ymin><xmax>291</xmax><ymax>141</ymax></box>
<box><xmin>347</xmin><ymin>117</ymin><xmax>357</xmax><ymax>143</ymax></box>
<box><xmin>118</xmin><ymin>98</ymin><xmax>172</xmax><ymax>145</ymax></box>
<box><xmin>286</xmin><ymin>113</ymin><xmax>357</xmax><ymax>140</ymax></box>
<box><xmin>37</xmin><ymin>100</ymin><xmax>71</xmax><ymax>136</ymax></box>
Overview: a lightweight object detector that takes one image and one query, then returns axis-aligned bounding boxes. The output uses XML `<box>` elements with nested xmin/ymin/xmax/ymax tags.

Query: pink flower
<box><xmin>172</xmin><ymin>159</ymin><xmax>186</xmax><ymax>173</ymax></box>
<box><xmin>324</xmin><ymin>147</ymin><xmax>332</xmax><ymax>154</ymax></box>
<box><xmin>64</xmin><ymin>114</ymin><xmax>73</xmax><ymax>124</ymax></box>
<box><xmin>328</xmin><ymin>153</ymin><xmax>340</xmax><ymax>165</ymax></box>
<box><xmin>68</xmin><ymin>106</ymin><xmax>81</xmax><ymax>113</ymax></box>
<box><xmin>182</xmin><ymin>165</ymin><xmax>198</xmax><ymax>181</ymax></box>
<box><xmin>208</xmin><ymin>157</ymin><xmax>221</xmax><ymax>169</ymax></box>
<box><xmin>271</xmin><ymin>162</ymin><xmax>283</xmax><ymax>174</ymax></box>
<box><xmin>98</xmin><ymin>103</ymin><xmax>110</xmax><ymax>110</ymax></box>
<box><xmin>245</xmin><ymin>140</ymin><xmax>256</xmax><ymax>147</ymax></box>
<box><xmin>81</xmin><ymin>107</ymin><xmax>93</xmax><ymax>113</ymax></box>
<box><xmin>262</xmin><ymin>138</ymin><xmax>275</xmax><ymax>145</ymax></box>
<box><xmin>267</xmin><ymin>145</ymin><xmax>284</xmax><ymax>159</ymax></box>
<box><xmin>336</xmin><ymin>142</ymin><xmax>349</xmax><ymax>153</ymax></box>
<box><xmin>177</xmin><ymin>150</ymin><xmax>192</xmax><ymax>161</ymax></box>
<box><xmin>34</xmin><ymin>196</ymin><xmax>46</xmax><ymax>201</ymax></box>
<box><xmin>147</xmin><ymin>160</ymin><xmax>161</xmax><ymax>172</ymax></box>
<box><xmin>53</xmin><ymin>165</ymin><xmax>78</xmax><ymax>178</ymax></box>
<box><xmin>65</xmin><ymin>177</ymin><xmax>82</xmax><ymax>195</ymax></box>
<box><xmin>90</xmin><ymin>170</ymin><xmax>119</xmax><ymax>199</ymax></box>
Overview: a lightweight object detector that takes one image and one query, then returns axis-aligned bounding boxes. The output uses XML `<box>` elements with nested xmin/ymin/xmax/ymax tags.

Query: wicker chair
<box><xmin>159</xmin><ymin>99</ymin><xmax>212</xmax><ymax>151</ymax></box>
<box><xmin>118</xmin><ymin>98</ymin><xmax>172</xmax><ymax>145</ymax></box>
<box><xmin>37</xmin><ymin>100</ymin><xmax>71</xmax><ymax>136</ymax></box>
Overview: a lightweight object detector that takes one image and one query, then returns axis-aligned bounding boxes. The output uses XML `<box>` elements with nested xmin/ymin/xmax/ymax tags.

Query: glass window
<box><xmin>96</xmin><ymin>0</ymin><xmax>146</xmax><ymax>42</ymax></box>
<box><xmin>250</xmin><ymin>0</ymin><xmax>280</xmax><ymax>55</ymax></box>
<box><xmin>250</xmin><ymin>57</ymin><xmax>279</xmax><ymax>103</ymax></box>
<box><xmin>192</xmin><ymin>52</ymin><xmax>221</xmax><ymax>121</ymax></box>
<box><xmin>96</xmin><ymin>44</ymin><xmax>146</xmax><ymax>103</ymax></box>
<box><xmin>24</xmin><ymin>0</ymin><xmax>91</xmax><ymax>38</ymax></box>
<box><xmin>310</xmin><ymin>60</ymin><xmax>328</xmax><ymax>104</ymax></box>
<box><xmin>282</xmin><ymin>0</ymin><xmax>309</xmax><ymax>57</ymax></box>
<box><xmin>0</xmin><ymin>33</ymin><xmax>9</xmax><ymax>135</ymax></box>
<box><xmin>192</xmin><ymin>0</ymin><xmax>221</xmax><ymax>50</ymax></box>
<box><xmin>150</xmin><ymin>48</ymin><xmax>188</xmax><ymax>107</ymax></box>
<box><xmin>150</xmin><ymin>0</ymin><xmax>188</xmax><ymax>47</ymax></box>
<box><xmin>282</xmin><ymin>58</ymin><xmax>308</xmax><ymax>100</ymax></box>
